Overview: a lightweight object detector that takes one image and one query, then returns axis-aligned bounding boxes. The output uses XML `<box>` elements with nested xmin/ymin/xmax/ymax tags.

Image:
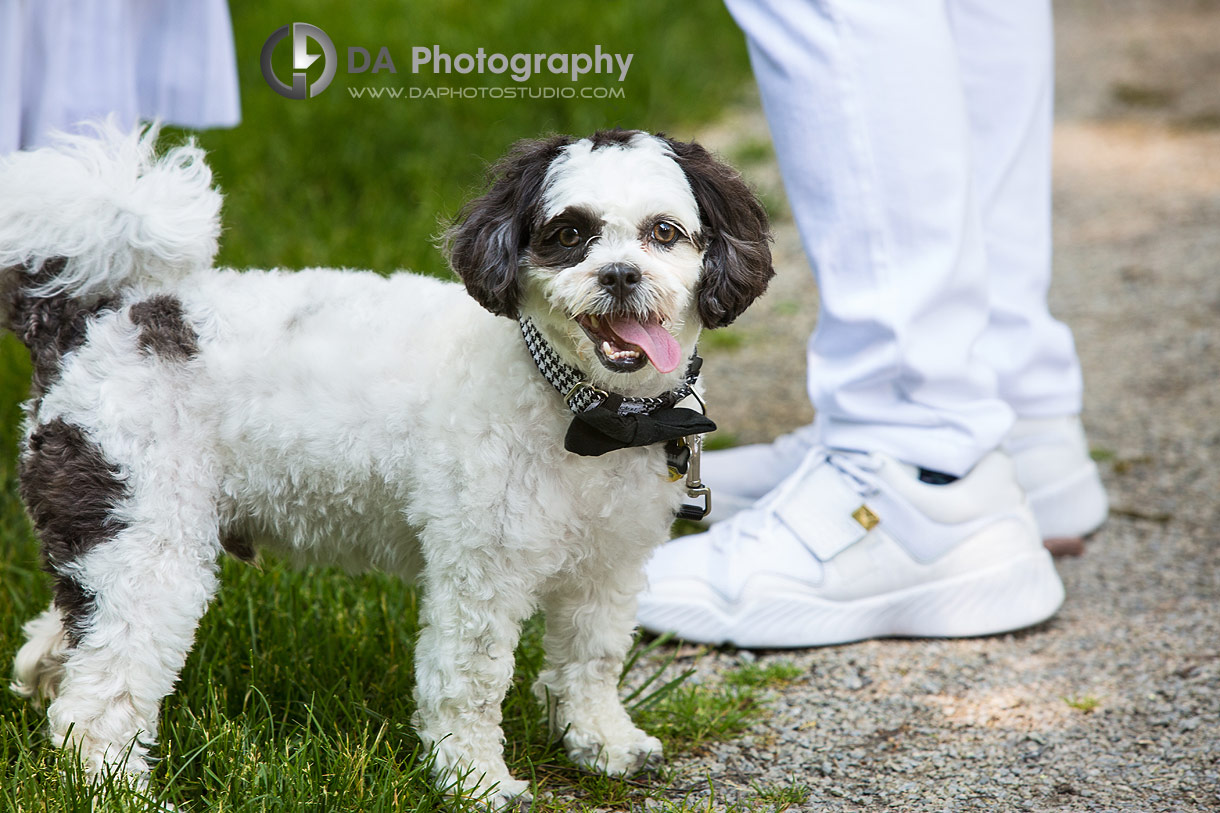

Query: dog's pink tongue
<box><xmin>607</xmin><ymin>317</ymin><xmax>682</xmax><ymax>373</ymax></box>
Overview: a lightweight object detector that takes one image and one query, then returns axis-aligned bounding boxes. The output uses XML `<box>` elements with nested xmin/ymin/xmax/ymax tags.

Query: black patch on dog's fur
<box><xmin>19</xmin><ymin>419</ymin><xmax>128</xmax><ymax>645</ymax></box>
<box><xmin>445</xmin><ymin>135</ymin><xmax>574</xmax><ymax>318</ymax></box>
<box><xmin>529</xmin><ymin>205</ymin><xmax>604</xmax><ymax>269</ymax></box>
<box><xmin>660</xmin><ymin>137</ymin><xmax>774</xmax><ymax>328</ymax></box>
<box><xmin>219</xmin><ymin>529</ymin><xmax>257</xmax><ymax>564</ymax></box>
<box><xmin>5</xmin><ymin>259</ymin><xmax>116</xmax><ymax>398</ymax></box>
<box><xmin>51</xmin><ymin>577</ymin><xmax>96</xmax><ymax>647</ymax></box>
<box><xmin>588</xmin><ymin>128</ymin><xmax>640</xmax><ymax>150</ymax></box>
<box><xmin>129</xmin><ymin>295</ymin><xmax>199</xmax><ymax>361</ymax></box>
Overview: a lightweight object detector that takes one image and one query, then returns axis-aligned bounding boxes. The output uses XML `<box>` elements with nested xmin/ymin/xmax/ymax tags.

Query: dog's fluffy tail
<box><xmin>0</xmin><ymin>119</ymin><xmax>221</xmax><ymax>304</ymax></box>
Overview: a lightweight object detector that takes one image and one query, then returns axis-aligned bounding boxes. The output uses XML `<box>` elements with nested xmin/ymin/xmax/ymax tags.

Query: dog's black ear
<box><xmin>662</xmin><ymin>137</ymin><xmax>774</xmax><ymax>328</ymax></box>
<box><xmin>445</xmin><ymin>136</ymin><xmax>572</xmax><ymax>318</ymax></box>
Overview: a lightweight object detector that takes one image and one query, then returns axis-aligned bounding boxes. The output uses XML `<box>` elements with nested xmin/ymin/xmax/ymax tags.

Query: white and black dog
<box><xmin>0</xmin><ymin>123</ymin><xmax>770</xmax><ymax>807</ymax></box>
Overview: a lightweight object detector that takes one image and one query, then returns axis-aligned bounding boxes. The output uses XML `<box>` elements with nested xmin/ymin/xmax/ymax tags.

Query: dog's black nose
<box><xmin>597</xmin><ymin>263</ymin><xmax>642</xmax><ymax>300</ymax></box>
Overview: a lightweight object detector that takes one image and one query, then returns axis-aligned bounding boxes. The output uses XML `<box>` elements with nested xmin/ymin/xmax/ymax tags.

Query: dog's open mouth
<box><xmin>576</xmin><ymin>313</ymin><xmax>682</xmax><ymax>374</ymax></box>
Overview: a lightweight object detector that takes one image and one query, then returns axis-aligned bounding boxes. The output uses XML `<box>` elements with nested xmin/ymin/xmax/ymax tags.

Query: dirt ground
<box><xmin>667</xmin><ymin>2</ymin><xmax>1220</xmax><ymax>810</ymax></box>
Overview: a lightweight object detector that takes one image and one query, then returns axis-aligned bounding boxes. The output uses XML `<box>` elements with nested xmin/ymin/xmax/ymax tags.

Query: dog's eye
<box><xmin>651</xmin><ymin>221</ymin><xmax>679</xmax><ymax>245</ymax></box>
<box><xmin>557</xmin><ymin>227</ymin><xmax>582</xmax><ymax>248</ymax></box>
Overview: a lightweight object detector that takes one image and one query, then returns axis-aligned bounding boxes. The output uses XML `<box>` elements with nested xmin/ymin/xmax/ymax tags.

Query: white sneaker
<box><xmin>701</xmin><ymin>425</ymin><xmax>821</xmax><ymax>523</ymax></box>
<box><xmin>1002</xmin><ymin>416</ymin><xmax>1109</xmax><ymax>554</ymax></box>
<box><xmin>638</xmin><ymin>449</ymin><xmax>1065</xmax><ymax>648</ymax></box>
<box><xmin>702</xmin><ymin>417</ymin><xmax>1108</xmax><ymax>547</ymax></box>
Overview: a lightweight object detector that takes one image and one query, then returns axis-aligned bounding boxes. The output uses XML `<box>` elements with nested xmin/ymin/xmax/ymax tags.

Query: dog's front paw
<box><xmin>566</xmin><ymin>729</ymin><xmax>664</xmax><ymax>777</ymax></box>
<box><xmin>480</xmin><ymin>778</ymin><xmax>532</xmax><ymax>812</ymax></box>
<box><xmin>440</xmin><ymin>770</ymin><xmax>531</xmax><ymax>811</ymax></box>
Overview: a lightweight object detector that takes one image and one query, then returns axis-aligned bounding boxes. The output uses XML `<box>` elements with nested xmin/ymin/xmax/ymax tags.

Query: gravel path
<box><xmin>657</xmin><ymin>2</ymin><xmax>1220</xmax><ymax>810</ymax></box>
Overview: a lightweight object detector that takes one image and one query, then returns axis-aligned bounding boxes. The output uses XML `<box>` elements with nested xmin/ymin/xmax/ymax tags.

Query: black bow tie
<box><xmin>565</xmin><ymin>392</ymin><xmax>716</xmax><ymax>456</ymax></box>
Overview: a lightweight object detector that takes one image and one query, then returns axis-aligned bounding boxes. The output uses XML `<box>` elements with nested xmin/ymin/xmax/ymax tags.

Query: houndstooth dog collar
<box><xmin>518</xmin><ymin>317</ymin><xmax>702</xmax><ymax>416</ymax></box>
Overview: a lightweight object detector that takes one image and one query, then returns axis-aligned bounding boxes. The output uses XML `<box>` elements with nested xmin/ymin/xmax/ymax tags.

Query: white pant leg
<box><xmin>949</xmin><ymin>0</ymin><xmax>1084</xmax><ymax>418</ymax></box>
<box><xmin>132</xmin><ymin>0</ymin><xmax>241</xmax><ymax>130</ymax></box>
<box><xmin>4</xmin><ymin>0</ymin><xmax>239</xmax><ymax>153</ymax></box>
<box><xmin>725</xmin><ymin>0</ymin><xmax>1011</xmax><ymax>476</ymax></box>
<box><xmin>19</xmin><ymin>1</ymin><xmax>142</xmax><ymax>149</ymax></box>
<box><xmin>0</xmin><ymin>0</ymin><xmax>21</xmax><ymax>153</ymax></box>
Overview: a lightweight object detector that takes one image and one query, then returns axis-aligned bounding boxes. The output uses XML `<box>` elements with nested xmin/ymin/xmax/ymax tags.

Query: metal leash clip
<box><xmin>675</xmin><ymin>433</ymin><xmax>711</xmax><ymax>521</ymax></box>
<box><xmin>564</xmin><ymin>381</ymin><xmax>608</xmax><ymax>412</ymax></box>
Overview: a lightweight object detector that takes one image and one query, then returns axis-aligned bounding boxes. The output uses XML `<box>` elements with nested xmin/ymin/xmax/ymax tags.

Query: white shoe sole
<box><xmin>638</xmin><ymin>548</ymin><xmax>1065</xmax><ymax>649</ymax></box>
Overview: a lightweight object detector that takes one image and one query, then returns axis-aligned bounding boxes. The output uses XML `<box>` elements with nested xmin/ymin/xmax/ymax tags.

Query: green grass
<box><xmin>722</xmin><ymin>660</ymin><xmax>804</xmax><ymax>690</ymax></box>
<box><xmin>698</xmin><ymin>327</ymin><xmax>748</xmax><ymax>353</ymax></box>
<box><xmin>1064</xmin><ymin>695</ymin><xmax>1102</xmax><ymax>714</ymax></box>
<box><xmin>727</xmin><ymin>138</ymin><xmax>776</xmax><ymax>169</ymax></box>
<box><xmin>702</xmin><ymin>432</ymin><xmax>740</xmax><ymax>452</ymax></box>
<box><xmin>1</xmin><ymin>595</ymin><xmax>788</xmax><ymax>811</ymax></box>
<box><xmin>0</xmin><ymin>1</ymin><xmax>764</xmax><ymax>810</ymax></box>
<box><xmin>751</xmin><ymin>779</ymin><xmax>814</xmax><ymax>811</ymax></box>
<box><xmin>1088</xmin><ymin>447</ymin><xmax>1116</xmax><ymax>463</ymax></box>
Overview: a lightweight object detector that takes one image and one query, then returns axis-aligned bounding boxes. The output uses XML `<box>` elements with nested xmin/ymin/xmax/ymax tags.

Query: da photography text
<box><xmin>261</xmin><ymin>22</ymin><xmax>635</xmax><ymax>101</ymax></box>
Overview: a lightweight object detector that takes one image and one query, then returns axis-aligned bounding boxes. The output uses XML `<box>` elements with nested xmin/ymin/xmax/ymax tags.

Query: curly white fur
<box><xmin>0</xmin><ymin>120</ymin><xmax>220</xmax><ymax>301</ymax></box>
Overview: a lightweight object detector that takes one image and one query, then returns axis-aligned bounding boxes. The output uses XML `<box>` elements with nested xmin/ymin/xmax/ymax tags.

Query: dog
<box><xmin>0</xmin><ymin>123</ymin><xmax>771</xmax><ymax>807</ymax></box>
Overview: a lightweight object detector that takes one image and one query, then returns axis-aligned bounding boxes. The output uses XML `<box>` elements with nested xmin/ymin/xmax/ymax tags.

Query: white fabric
<box><xmin>0</xmin><ymin>0</ymin><xmax>240</xmax><ymax>154</ymax></box>
<box><xmin>725</xmin><ymin>0</ymin><xmax>1084</xmax><ymax>476</ymax></box>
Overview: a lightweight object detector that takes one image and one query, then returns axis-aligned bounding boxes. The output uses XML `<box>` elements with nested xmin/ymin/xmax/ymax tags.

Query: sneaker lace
<box><xmin>826</xmin><ymin>450</ymin><xmax>883</xmax><ymax>497</ymax></box>
<box><xmin>707</xmin><ymin>447</ymin><xmax>881</xmax><ymax>553</ymax></box>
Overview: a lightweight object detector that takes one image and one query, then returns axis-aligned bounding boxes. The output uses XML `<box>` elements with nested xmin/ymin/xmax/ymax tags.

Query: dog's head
<box><xmin>445</xmin><ymin>129</ymin><xmax>773</xmax><ymax>392</ymax></box>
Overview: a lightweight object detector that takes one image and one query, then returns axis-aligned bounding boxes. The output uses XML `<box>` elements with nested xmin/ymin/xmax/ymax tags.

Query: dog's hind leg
<box><xmin>20</xmin><ymin>418</ymin><xmax>221</xmax><ymax>783</ymax></box>
<box><xmin>534</xmin><ymin>555</ymin><xmax>664</xmax><ymax>777</ymax></box>
<box><xmin>45</xmin><ymin>513</ymin><xmax>220</xmax><ymax>782</ymax></box>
